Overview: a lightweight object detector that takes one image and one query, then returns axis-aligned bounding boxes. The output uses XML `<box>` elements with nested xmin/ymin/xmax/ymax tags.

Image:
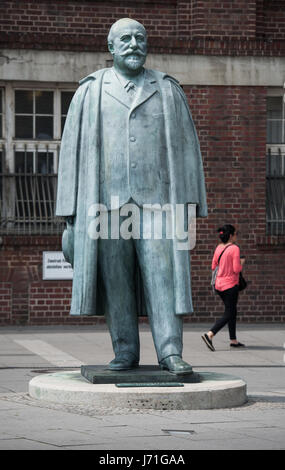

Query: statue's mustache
<box><xmin>120</xmin><ymin>50</ymin><xmax>146</xmax><ymax>58</ymax></box>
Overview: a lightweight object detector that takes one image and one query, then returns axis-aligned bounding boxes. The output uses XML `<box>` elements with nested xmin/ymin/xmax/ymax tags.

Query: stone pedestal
<box><xmin>29</xmin><ymin>367</ymin><xmax>247</xmax><ymax>410</ymax></box>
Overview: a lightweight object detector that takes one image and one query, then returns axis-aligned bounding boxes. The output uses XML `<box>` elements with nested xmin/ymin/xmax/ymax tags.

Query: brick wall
<box><xmin>190</xmin><ymin>0</ymin><xmax>257</xmax><ymax>38</ymax></box>
<box><xmin>29</xmin><ymin>282</ymin><xmax>71</xmax><ymax>325</ymax></box>
<box><xmin>1</xmin><ymin>0</ymin><xmax>285</xmax><ymax>56</ymax></box>
<box><xmin>0</xmin><ymin>236</ymin><xmax>109</xmax><ymax>325</ymax></box>
<box><xmin>0</xmin><ymin>283</ymin><xmax>12</xmax><ymax>323</ymax></box>
<box><xmin>0</xmin><ymin>0</ymin><xmax>262</xmax><ymax>38</ymax></box>
<box><xmin>257</xmin><ymin>0</ymin><xmax>285</xmax><ymax>40</ymax></box>
<box><xmin>0</xmin><ymin>0</ymin><xmax>178</xmax><ymax>38</ymax></box>
<box><xmin>0</xmin><ymin>236</ymin><xmax>71</xmax><ymax>325</ymax></box>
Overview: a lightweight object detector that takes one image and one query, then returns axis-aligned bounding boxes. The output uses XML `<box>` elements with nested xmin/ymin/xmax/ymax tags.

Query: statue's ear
<box><xmin>108</xmin><ymin>42</ymin><xmax>114</xmax><ymax>54</ymax></box>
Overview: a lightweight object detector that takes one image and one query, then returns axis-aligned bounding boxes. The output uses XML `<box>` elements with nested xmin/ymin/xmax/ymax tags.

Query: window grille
<box><xmin>266</xmin><ymin>147</ymin><xmax>285</xmax><ymax>235</ymax></box>
<box><xmin>0</xmin><ymin>85</ymin><xmax>75</xmax><ymax>235</ymax></box>
<box><xmin>0</xmin><ymin>144</ymin><xmax>65</xmax><ymax>235</ymax></box>
<box><xmin>266</xmin><ymin>95</ymin><xmax>285</xmax><ymax>235</ymax></box>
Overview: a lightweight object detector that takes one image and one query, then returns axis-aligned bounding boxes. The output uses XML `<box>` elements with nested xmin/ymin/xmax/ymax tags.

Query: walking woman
<box><xmin>202</xmin><ymin>224</ymin><xmax>246</xmax><ymax>351</ymax></box>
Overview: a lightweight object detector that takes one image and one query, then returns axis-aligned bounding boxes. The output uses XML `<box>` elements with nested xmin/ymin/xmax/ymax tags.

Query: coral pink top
<box><xmin>212</xmin><ymin>244</ymin><xmax>243</xmax><ymax>292</ymax></box>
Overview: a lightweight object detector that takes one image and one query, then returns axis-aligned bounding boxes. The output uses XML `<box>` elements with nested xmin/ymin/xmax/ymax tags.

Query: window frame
<box><xmin>266</xmin><ymin>88</ymin><xmax>285</xmax><ymax>236</ymax></box>
<box><xmin>0</xmin><ymin>81</ymin><xmax>76</xmax><ymax>234</ymax></box>
<box><xmin>1</xmin><ymin>81</ymin><xmax>76</xmax><ymax>173</ymax></box>
<box><xmin>266</xmin><ymin>91</ymin><xmax>285</xmax><ymax>145</ymax></box>
<box><xmin>14</xmin><ymin>89</ymin><xmax>55</xmax><ymax>141</ymax></box>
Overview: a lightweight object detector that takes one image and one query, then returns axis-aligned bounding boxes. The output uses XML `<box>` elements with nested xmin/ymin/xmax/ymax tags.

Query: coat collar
<box><xmin>103</xmin><ymin>68</ymin><xmax>158</xmax><ymax>111</ymax></box>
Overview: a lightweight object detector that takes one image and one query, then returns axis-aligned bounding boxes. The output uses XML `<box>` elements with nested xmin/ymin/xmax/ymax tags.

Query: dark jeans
<box><xmin>211</xmin><ymin>285</ymin><xmax>239</xmax><ymax>340</ymax></box>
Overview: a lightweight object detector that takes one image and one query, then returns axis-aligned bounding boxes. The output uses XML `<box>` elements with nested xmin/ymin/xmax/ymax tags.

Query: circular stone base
<box><xmin>29</xmin><ymin>371</ymin><xmax>247</xmax><ymax>410</ymax></box>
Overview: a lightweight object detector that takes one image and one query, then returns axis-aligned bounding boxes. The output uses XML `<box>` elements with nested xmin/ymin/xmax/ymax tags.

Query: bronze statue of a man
<box><xmin>56</xmin><ymin>18</ymin><xmax>207</xmax><ymax>374</ymax></box>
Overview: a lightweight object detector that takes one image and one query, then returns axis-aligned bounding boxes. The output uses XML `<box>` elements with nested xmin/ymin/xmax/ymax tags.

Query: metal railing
<box><xmin>0</xmin><ymin>142</ymin><xmax>65</xmax><ymax>235</ymax></box>
<box><xmin>266</xmin><ymin>147</ymin><xmax>285</xmax><ymax>236</ymax></box>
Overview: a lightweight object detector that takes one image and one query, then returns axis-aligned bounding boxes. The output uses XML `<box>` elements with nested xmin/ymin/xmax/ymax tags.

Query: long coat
<box><xmin>56</xmin><ymin>68</ymin><xmax>208</xmax><ymax>316</ymax></box>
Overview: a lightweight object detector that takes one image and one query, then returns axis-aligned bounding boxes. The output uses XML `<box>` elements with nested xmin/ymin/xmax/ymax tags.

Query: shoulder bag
<box><xmin>238</xmin><ymin>272</ymin><xmax>247</xmax><ymax>291</ymax></box>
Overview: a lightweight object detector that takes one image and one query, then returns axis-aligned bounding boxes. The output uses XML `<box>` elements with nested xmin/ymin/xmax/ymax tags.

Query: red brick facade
<box><xmin>1</xmin><ymin>0</ymin><xmax>285</xmax><ymax>55</ymax></box>
<box><xmin>190</xmin><ymin>0</ymin><xmax>257</xmax><ymax>38</ymax></box>
<box><xmin>257</xmin><ymin>0</ymin><xmax>285</xmax><ymax>40</ymax></box>
<box><xmin>0</xmin><ymin>0</ymin><xmax>285</xmax><ymax>325</ymax></box>
<box><xmin>1</xmin><ymin>0</ymin><xmax>284</xmax><ymax>41</ymax></box>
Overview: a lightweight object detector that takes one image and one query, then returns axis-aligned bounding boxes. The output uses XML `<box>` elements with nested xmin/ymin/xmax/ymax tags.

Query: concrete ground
<box><xmin>0</xmin><ymin>322</ymin><xmax>284</xmax><ymax>450</ymax></box>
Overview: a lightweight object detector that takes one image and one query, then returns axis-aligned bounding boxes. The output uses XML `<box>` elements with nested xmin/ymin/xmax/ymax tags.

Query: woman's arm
<box><xmin>233</xmin><ymin>246</ymin><xmax>243</xmax><ymax>274</ymax></box>
<box><xmin>211</xmin><ymin>250</ymin><xmax>218</xmax><ymax>270</ymax></box>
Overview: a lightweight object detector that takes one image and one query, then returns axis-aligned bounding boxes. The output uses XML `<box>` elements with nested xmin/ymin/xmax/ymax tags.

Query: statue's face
<box><xmin>109</xmin><ymin>21</ymin><xmax>147</xmax><ymax>74</ymax></box>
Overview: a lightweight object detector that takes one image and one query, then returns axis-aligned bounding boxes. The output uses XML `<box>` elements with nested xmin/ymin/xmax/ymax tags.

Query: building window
<box><xmin>14</xmin><ymin>149</ymin><xmax>56</xmax><ymax>227</ymax></box>
<box><xmin>267</xmin><ymin>96</ymin><xmax>285</xmax><ymax>144</ymax></box>
<box><xmin>15</xmin><ymin>150</ymin><xmax>54</xmax><ymax>174</ymax></box>
<box><xmin>266</xmin><ymin>94</ymin><xmax>285</xmax><ymax>235</ymax></box>
<box><xmin>15</xmin><ymin>90</ymin><xmax>54</xmax><ymax>140</ymax></box>
<box><xmin>0</xmin><ymin>84</ymin><xmax>75</xmax><ymax>234</ymax></box>
<box><xmin>0</xmin><ymin>89</ymin><xmax>4</xmax><ymax>214</ymax></box>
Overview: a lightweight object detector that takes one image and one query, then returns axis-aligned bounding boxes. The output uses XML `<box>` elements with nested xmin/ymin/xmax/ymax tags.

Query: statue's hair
<box><xmin>107</xmin><ymin>18</ymin><xmax>147</xmax><ymax>45</ymax></box>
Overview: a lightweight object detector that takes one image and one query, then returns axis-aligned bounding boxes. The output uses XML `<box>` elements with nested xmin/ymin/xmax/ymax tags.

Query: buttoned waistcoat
<box><xmin>100</xmin><ymin>69</ymin><xmax>170</xmax><ymax>209</ymax></box>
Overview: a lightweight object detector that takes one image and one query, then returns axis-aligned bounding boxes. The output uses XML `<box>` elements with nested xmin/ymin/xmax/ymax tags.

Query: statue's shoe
<box><xmin>108</xmin><ymin>356</ymin><xmax>139</xmax><ymax>371</ymax></box>
<box><xmin>160</xmin><ymin>355</ymin><xmax>193</xmax><ymax>375</ymax></box>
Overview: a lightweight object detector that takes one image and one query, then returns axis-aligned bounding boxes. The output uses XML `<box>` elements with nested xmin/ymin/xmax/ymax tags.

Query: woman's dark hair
<box><xmin>217</xmin><ymin>224</ymin><xmax>236</xmax><ymax>243</ymax></box>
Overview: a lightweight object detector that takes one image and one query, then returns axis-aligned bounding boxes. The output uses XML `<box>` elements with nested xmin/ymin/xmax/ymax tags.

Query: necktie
<box><xmin>126</xmin><ymin>81</ymin><xmax>136</xmax><ymax>97</ymax></box>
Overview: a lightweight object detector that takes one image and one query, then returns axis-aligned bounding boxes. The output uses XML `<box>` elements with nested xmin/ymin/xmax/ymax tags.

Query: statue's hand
<box><xmin>65</xmin><ymin>216</ymin><xmax>74</xmax><ymax>226</ymax></box>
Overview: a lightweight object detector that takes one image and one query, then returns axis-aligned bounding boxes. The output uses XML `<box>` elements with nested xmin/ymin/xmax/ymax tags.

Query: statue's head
<box><xmin>107</xmin><ymin>18</ymin><xmax>147</xmax><ymax>76</ymax></box>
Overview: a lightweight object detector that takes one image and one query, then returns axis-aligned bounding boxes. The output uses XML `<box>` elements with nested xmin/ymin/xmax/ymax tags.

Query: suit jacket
<box><xmin>100</xmin><ymin>68</ymin><xmax>170</xmax><ymax>209</ymax></box>
<box><xmin>56</xmin><ymin>68</ymin><xmax>208</xmax><ymax>316</ymax></box>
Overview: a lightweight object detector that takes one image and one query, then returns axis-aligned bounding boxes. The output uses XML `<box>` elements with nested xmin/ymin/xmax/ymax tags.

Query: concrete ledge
<box><xmin>29</xmin><ymin>370</ymin><xmax>247</xmax><ymax>410</ymax></box>
<box><xmin>1</xmin><ymin>49</ymin><xmax>285</xmax><ymax>86</ymax></box>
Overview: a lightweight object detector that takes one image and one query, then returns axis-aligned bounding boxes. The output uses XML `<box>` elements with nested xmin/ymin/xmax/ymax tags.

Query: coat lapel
<box><xmin>103</xmin><ymin>69</ymin><xmax>131</xmax><ymax>109</ymax></box>
<box><xmin>131</xmin><ymin>70</ymin><xmax>159</xmax><ymax>112</ymax></box>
